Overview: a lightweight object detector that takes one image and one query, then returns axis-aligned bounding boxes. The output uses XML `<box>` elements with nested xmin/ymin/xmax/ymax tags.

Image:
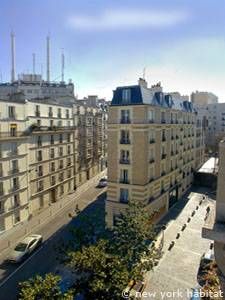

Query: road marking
<box><xmin>0</xmin><ymin>245</ymin><xmax>44</xmax><ymax>288</ymax></box>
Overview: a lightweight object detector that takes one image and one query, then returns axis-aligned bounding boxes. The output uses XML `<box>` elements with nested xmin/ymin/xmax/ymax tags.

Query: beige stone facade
<box><xmin>0</xmin><ymin>98</ymin><xmax>107</xmax><ymax>233</ymax></box>
<box><xmin>106</xmin><ymin>80</ymin><xmax>204</xmax><ymax>228</ymax></box>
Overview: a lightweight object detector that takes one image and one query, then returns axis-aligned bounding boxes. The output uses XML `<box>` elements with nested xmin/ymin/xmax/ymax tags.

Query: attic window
<box><xmin>122</xmin><ymin>89</ymin><xmax>131</xmax><ymax>103</ymax></box>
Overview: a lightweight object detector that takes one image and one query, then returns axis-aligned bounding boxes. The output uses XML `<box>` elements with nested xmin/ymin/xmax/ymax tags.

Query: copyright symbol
<box><xmin>122</xmin><ymin>290</ymin><xmax>129</xmax><ymax>299</ymax></box>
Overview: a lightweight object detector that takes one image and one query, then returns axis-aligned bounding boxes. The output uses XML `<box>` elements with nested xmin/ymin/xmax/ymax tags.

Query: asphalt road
<box><xmin>0</xmin><ymin>183</ymin><xmax>106</xmax><ymax>300</ymax></box>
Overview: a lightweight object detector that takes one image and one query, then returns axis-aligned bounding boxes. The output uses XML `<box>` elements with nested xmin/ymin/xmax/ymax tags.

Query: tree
<box><xmin>18</xmin><ymin>273</ymin><xmax>73</xmax><ymax>300</ymax></box>
<box><xmin>111</xmin><ymin>200</ymin><xmax>160</xmax><ymax>279</ymax></box>
<box><xmin>68</xmin><ymin>239</ymin><xmax>129</xmax><ymax>300</ymax></box>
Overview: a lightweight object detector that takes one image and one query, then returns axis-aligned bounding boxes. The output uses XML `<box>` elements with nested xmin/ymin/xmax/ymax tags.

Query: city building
<box><xmin>202</xmin><ymin>140</ymin><xmax>225</xmax><ymax>294</ymax></box>
<box><xmin>191</xmin><ymin>91</ymin><xmax>218</xmax><ymax>107</ymax></box>
<box><xmin>0</xmin><ymin>95</ymin><xmax>107</xmax><ymax>233</ymax></box>
<box><xmin>106</xmin><ymin>78</ymin><xmax>204</xmax><ymax>228</ymax></box>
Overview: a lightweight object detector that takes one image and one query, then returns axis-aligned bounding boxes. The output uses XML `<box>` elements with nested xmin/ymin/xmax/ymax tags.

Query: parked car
<box><xmin>97</xmin><ymin>177</ymin><xmax>107</xmax><ymax>188</ymax></box>
<box><xmin>8</xmin><ymin>234</ymin><xmax>43</xmax><ymax>263</ymax></box>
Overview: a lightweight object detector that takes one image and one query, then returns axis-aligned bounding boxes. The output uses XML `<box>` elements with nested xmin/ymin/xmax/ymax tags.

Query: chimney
<box><xmin>46</xmin><ymin>35</ymin><xmax>50</xmax><ymax>82</ymax></box>
<box><xmin>11</xmin><ymin>31</ymin><xmax>16</xmax><ymax>82</ymax></box>
<box><xmin>138</xmin><ymin>77</ymin><xmax>147</xmax><ymax>88</ymax></box>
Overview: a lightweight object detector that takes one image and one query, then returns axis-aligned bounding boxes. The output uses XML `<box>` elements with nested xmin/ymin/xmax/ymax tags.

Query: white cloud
<box><xmin>67</xmin><ymin>8</ymin><xmax>189</xmax><ymax>31</ymax></box>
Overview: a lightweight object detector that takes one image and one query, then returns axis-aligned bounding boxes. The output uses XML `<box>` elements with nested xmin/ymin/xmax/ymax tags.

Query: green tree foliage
<box><xmin>111</xmin><ymin>200</ymin><xmax>160</xmax><ymax>278</ymax></box>
<box><xmin>68</xmin><ymin>239</ymin><xmax>129</xmax><ymax>300</ymax></box>
<box><xmin>18</xmin><ymin>273</ymin><xmax>73</xmax><ymax>300</ymax></box>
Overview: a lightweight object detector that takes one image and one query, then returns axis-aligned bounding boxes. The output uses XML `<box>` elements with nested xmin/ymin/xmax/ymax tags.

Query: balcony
<box><xmin>120</xmin><ymin>179</ymin><xmax>130</xmax><ymax>184</ymax></box>
<box><xmin>161</xmin><ymin>119</ymin><xmax>166</xmax><ymax>124</ymax></box>
<box><xmin>120</xmin><ymin>159</ymin><xmax>130</xmax><ymax>165</ymax></box>
<box><xmin>120</xmin><ymin>139</ymin><xmax>131</xmax><ymax>144</ymax></box>
<box><xmin>0</xmin><ymin>132</ymin><xmax>26</xmax><ymax>140</ymax></box>
<box><xmin>11</xmin><ymin>184</ymin><xmax>20</xmax><ymax>192</ymax></box>
<box><xmin>161</xmin><ymin>154</ymin><xmax>167</xmax><ymax>160</ymax></box>
<box><xmin>120</xmin><ymin>118</ymin><xmax>131</xmax><ymax>124</ymax></box>
<box><xmin>9</xmin><ymin>168</ymin><xmax>19</xmax><ymax>175</ymax></box>
<box><xmin>149</xmin><ymin>119</ymin><xmax>154</xmax><ymax>124</ymax></box>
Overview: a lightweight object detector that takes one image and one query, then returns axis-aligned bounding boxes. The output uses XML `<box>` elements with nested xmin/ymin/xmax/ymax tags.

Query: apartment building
<box><xmin>0</xmin><ymin>96</ymin><xmax>107</xmax><ymax>233</ymax></box>
<box><xmin>202</xmin><ymin>140</ymin><xmax>225</xmax><ymax>294</ymax></box>
<box><xmin>75</xmin><ymin>105</ymin><xmax>105</xmax><ymax>186</ymax></box>
<box><xmin>0</xmin><ymin>99</ymin><xmax>29</xmax><ymax>231</ymax></box>
<box><xmin>106</xmin><ymin>79</ymin><xmax>204</xmax><ymax>228</ymax></box>
<box><xmin>191</xmin><ymin>91</ymin><xmax>218</xmax><ymax>107</ymax></box>
<box><xmin>27</xmin><ymin>101</ymin><xmax>76</xmax><ymax>214</ymax></box>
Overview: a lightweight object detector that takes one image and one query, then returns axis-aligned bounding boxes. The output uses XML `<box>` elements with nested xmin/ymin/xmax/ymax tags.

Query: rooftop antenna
<box><xmin>11</xmin><ymin>31</ymin><xmax>16</xmax><ymax>82</ymax></box>
<box><xmin>143</xmin><ymin>67</ymin><xmax>146</xmax><ymax>80</ymax></box>
<box><xmin>46</xmin><ymin>35</ymin><xmax>50</xmax><ymax>82</ymax></box>
<box><xmin>61</xmin><ymin>48</ymin><xmax>65</xmax><ymax>82</ymax></box>
<box><xmin>32</xmin><ymin>53</ymin><xmax>36</xmax><ymax>74</ymax></box>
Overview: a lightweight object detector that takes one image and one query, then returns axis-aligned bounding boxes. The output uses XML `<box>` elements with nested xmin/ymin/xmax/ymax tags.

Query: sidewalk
<box><xmin>0</xmin><ymin>170</ymin><xmax>106</xmax><ymax>257</ymax></box>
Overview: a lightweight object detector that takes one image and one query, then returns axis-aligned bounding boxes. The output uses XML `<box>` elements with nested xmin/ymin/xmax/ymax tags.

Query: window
<box><xmin>10</xmin><ymin>142</ymin><xmax>17</xmax><ymax>155</ymax></box>
<box><xmin>35</xmin><ymin>105</ymin><xmax>40</xmax><ymax>117</ymax></box>
<box><xmin>121</xmin><ymin>110</ymin><xmax>130</xmax><ymax>123</ymax></box>
<box><xmin>38</xmin><ymin>165</ymin><xmax>43</xmax><ymax>177</ymax></box>
<box><xmin>67</xmin><ymin>145</ymin><xmax>71</xmax><ymax>154</ymax></box>
<box><xmin>59</xmin><ymin>160</ymin><xmax>63</xmax><ymax>169</ymax></box>
<box><xmin>0</xmin><ymin>163</ymin><xmax>2</xmax><ymax>177</ymax></box>
<box><xmin>50</xmin><ymin>135</ymin><xmax>54</xmax><ymax>145</ymax></box>
<box><xmin>60</xmin><ymin>185</ymin><xmax>64</xmax><ymax>195</ymax></box>
<box><xmin>59</xmin><ymin>172</ymin><xmax>64</xmax><ymax>182</ymax></box>
<box><xmin>67</xmin><ymin>134</ymin><xmax>71</xmax><ymax>142</ymax></box>
<box><xmin>50</xmin><ymin>120</ymin><xmax>54</xmax><ymax>127</ymax></box>
<box><xmin>51</xmin><ymin>176</ymin><xmax>56</xmax><ymax>186</ymax></box>
<box><xmin>161</xmin><ymin>112</ymin><xmax>166</xmax><ymax>123</ymax></box>
<box><xmin>37</xmin><ymin>119</ymin><xmax>41</xmax><ymax>127</ymax></box>
<box><xmin>49</xmin><ymin>107</ymin><xmax>53</xmax><ymax>117</ymax></box>
<box><xmin>67</xmin><ymin>169</ymin><xmax>71</xmax><ymax>178</ymax></box>
<box><xmin>122</xmin><ymin>89</ymin><xmax>131</xmax><ymax>103</ymax></box>
<box><xmin>59</xmin><ymin>147</ymin><xmax>63</xmax><ymax>156</ymax></box>
<box><xmin>149</xmin><ymin>167</ymin><xmax>155</xmax><ymax>181</ymax></box>
<box><xmin>120</xmin><ymin>130</ymin><xmax>130</xmax><ymax>144</ymax></box>
<box><xmin>149</xmin><ymin>149</ymin><xmax>154</xmax><ymax>163</ymax></box>
<box><xmin>50</xmin><ymin>162</ymin><xmax>55</xmax><ymax>172</ymax></box>
<box><xmin>12</xmin><ymin>160</ymin><xmax>18</xmax><ymax>173</ymax></box>
<box><xmin>120</xmin><ymin>169</ymin><xmax>129</xmax><ymax>184</ymax></box>
<box><xmin>12</xmin><ymin>177</ymin><xmax>19</xmax><ymax>190</ymax></box>
<box><xmin>148</xmin><ymin>110</ymin><xmax>154</xmax><ymax>123</ymax></box>
<box><xmin>120</xmin><ymin>188</ymin><xmax>129</xmax><ymax>203</ymax></box>
<box><xmin>66</xmin><ymin>109</ymin><xmax>69</xmax><ymax>118</ymax></box>
<box><xmin>120</xmin><ymin>150</ymin><xmax>130</xmax><ymax>164</ymax></box>
<box><xmin>8</xmin><ymin>106</ymin><xmax>16</xmax><ymax>118</ymax></box>
<box><xmin>149</xmin><ymin>130</ymin><xmax>155</xmax><ymax>143</ymax></box>
<box><xmin>0</xmin><ymin>182</ymin><xmax>4</xmax><ymax>195</ymax></box>
<box><xmin>50</xmin><ymin>148</ymin><xmax>55</xmax><ymax>159</ymax></box>
<box><xmin>67</xmin><ymin>157</ymin><xmax>71</xmax><ymax>166</ymax></box>
<box><xmin>37</xmin><ymin>180</ymin><xmax>44</xmax><ymax>191</ymax></box>
<box><xmin>59</xmin><ymin>134</ymin><xmax>63</xmax><ymax>143</ymax></box>
<box><xmin>10</xmin><ymin>124</ymin><xmax>17</xmax><ymax>137</ymax></box>
<box><xmin>37</xmin><ymin>136</ymin><xmax>42</xmax><ymax>147</ymax></box>
<box><xmin>58</xmin><ymin>120</ymin><xmax>62</xmax><ymax>127</ymax></box>
<box><xmin>162</xmin><ymin>129</ymin><xmax>166</xmax><ymax>142</ymax></box>
<box><xmin>37</xmin><ymin>150</ymin><xmax>42</xmax><ymax>161</ymax></box>
<box><xmin>13</xmin><ymin>194</ymin><xmax>20</xmax><ymax>208</ymax></box>
<box><xmin>58</xmin><ymin>108</ymin><xmax>62</xmax><ymax>118</ymax></box>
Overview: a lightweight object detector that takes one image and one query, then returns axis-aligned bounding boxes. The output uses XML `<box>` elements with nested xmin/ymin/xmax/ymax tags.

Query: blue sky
<box><xmin>0</xmin><ymin>0</ymin><xmax>225</xmax><ymax>100</ymax></box>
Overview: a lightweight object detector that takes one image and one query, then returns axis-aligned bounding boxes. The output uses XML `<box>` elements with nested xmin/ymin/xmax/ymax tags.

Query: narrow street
<box><xmin>0</xmin><ymin>173</ymin><xmax>106</xmax><ymax>300</ymax></box>
<box><xmin>144</xmin><ymin>188</ymin><xmax>214</xmax><ymax>300</ymax></box>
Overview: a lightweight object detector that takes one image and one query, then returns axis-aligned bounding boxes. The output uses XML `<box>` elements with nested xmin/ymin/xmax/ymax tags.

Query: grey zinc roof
<box><xmin>111</xmin><ymin>84</ymin><xmax>195</xmax><ymax>112</ymax></box>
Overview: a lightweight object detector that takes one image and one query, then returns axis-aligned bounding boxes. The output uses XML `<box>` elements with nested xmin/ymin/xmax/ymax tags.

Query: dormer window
<box><xmin>122</xmin><ymin>89</ymin><xmax>131</xmax><ymax>103</ymax></box>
